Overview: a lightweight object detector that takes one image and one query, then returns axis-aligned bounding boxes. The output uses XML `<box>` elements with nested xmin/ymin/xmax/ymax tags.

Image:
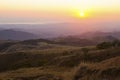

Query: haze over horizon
<box><xmin>0</xmin><ymin>0</ymin><xmax>120</xmax><ymax>34</ymax></box>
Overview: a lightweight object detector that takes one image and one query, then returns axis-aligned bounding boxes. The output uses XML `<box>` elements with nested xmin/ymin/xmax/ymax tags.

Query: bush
<box><xmin>81</xmin><ymin>48</ymin><xmax>89</xmax><ymax>54</ymax></box>
<box><xmin>81</xmin><ymin>48</ymin><xmax>90</xmax><ymax>61</ymax></box>
<box><xmin>97</xmin><ymin>42</ymin><xmax>112</xmax><ymax>49</ymax></box>
<box><xmin>112</xmin><ymin>40</ymin><xmax>120</xmax><ymax>47</ymax></box>
<box><xmin>97</xmin><ymin>40</ymin><xmax>120</xmax><ymax>50</ymax></box>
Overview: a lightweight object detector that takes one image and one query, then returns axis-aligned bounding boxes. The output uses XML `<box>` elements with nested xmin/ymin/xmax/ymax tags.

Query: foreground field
<box><xmin>0</xmin><ymin>40</ymin><xmax>119</xmax><ymax>80</ymax></box>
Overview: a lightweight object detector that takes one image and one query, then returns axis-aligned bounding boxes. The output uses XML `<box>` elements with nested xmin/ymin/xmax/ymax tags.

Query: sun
<box><xmin>73</xmin><ymin>10</ymin><xmax>89</xmax><ymax>18</ymax></box>
<box><xmin>79</xmin><ymin>12</ymin><xmax>85</xmax><ymax>17</ymax></box>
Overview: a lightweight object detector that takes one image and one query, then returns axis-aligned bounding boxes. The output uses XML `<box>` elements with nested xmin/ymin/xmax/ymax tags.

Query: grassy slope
<box><xmin>0</xmin><ymin>40</ymin><xmax>119</xmax><ymax>80</ymax></box>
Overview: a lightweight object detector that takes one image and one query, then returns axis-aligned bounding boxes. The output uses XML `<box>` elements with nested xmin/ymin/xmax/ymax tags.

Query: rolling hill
<box><xmin>0</xmin><ymin>29</ymin><xmax>38</xmax><ymax>40</ymax></box>
<box><xmin>0</xmin><ymin>39</ymin><xmax>119</xmax><ymax>80</ymax></box>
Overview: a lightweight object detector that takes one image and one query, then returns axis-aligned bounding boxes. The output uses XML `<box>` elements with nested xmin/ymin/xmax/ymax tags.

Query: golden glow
<box><xmin>0</xmin><ymin>0</ymin><xmax>120</xmax><ymax>11</ymax></box>
<box><xmin>80</xmin><ymin>12</ymin><xmax>85</xmax><ymax>17</ymax></box>
<box><xmin>0</xmin><ymin>0</ymin><xmax>120</xmax><ymax>23</ymax></box>
<box><xmin>72</xmin><ymin>10</ymin><xmax>90</xmax><ymax>19</ymax></box>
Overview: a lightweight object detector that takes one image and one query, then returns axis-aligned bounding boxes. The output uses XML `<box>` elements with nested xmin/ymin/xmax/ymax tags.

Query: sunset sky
<box><xmin>0</xmin><ymin>0</ymin><xmax>120</xmax><ymax>24</ymax></box>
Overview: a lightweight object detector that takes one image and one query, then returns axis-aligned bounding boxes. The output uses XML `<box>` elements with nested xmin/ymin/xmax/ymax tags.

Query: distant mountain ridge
<box><xmin>79</xmin><ymin>31</ymin><xmax>120</xmax><ymax>39</ymax></box>
<box><xmin>0</xmin><ymin>28</ymin><xmax>120</xmax><ymax>42</ymax></box>
<box><xmin>54</xmin><ymin>32</ymin><xmax>119</xmax><ymax>46</ymax></box>
<box><xmin>0</xmin><ymin>29</ymin><xmax>38</xmax><ymax>40</ymax></box>
<box><xmin>0</xmin><ymin>24</ymin><xmax>120</xmax><ymax>39</ymax></box>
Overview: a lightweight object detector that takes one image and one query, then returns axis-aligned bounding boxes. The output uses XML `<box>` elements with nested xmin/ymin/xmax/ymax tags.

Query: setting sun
<box><xmin>0</xmin><ymin>0</ymin><xmax>120</xmax><ymax>23</ymax></box>
<box><xmin>79</xmin><ymin>12</ymin><xmax>85</xmax><ymax>17</ymax></box>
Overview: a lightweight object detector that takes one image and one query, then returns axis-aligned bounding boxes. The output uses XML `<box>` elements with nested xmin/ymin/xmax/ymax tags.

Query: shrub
<box><xmin>81</xmin><ymin>48</ymin><xmax>90</xmax><ymax>61</ymax></box>
<box><xmin>112</xmin><ymin>40</ymin><xmax>120</xmax><ymax>47</ymax></box>
<box><xmin>96</xmin><ymin>42</ymin><xmax>112</xmax><ymax>49</ymax></box>
<box><xmin>81</xmin><ymin>48</ymin><xmax>89</xmax><ymax>54</ymax></box>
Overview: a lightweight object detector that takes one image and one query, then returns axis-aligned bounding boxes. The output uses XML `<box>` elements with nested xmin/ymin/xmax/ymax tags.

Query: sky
<box><xmin>0</xmin><ymin>0</ymin><xmax>120</xmax><ymax>25</ymax></box>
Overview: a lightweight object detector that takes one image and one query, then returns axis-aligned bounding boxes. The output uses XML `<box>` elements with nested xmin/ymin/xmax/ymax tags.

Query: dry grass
<box><xmin>73</xmin><ymin>56</ymin><xmax>120</xmax><ymax>80</ymax></box>
<box><xmin>0</xmin><ymin>40</ymin><xmax>119</xmax><ymax>80</ymax></box>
